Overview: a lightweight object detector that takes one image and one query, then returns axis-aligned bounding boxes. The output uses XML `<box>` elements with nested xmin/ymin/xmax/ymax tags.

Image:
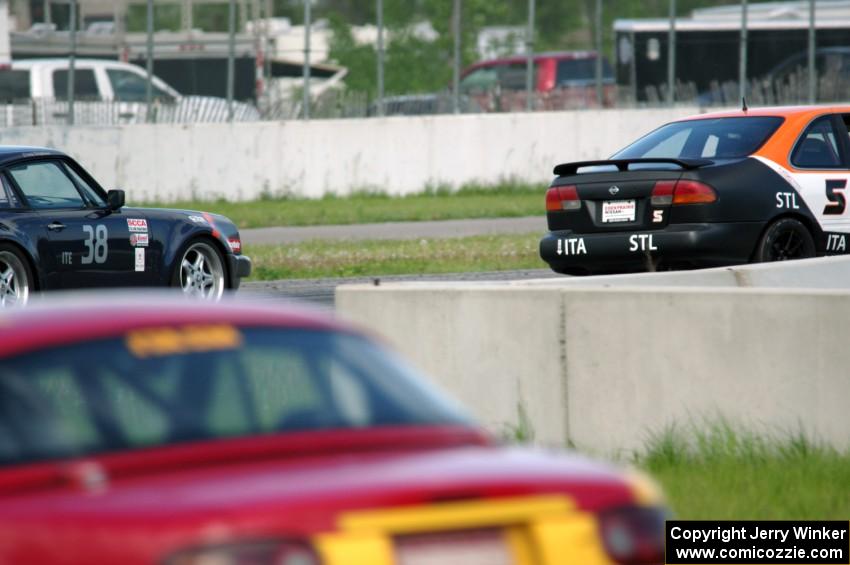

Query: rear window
<box><xmin>613</xmin><ymin>117</ymin><xmax>784</xmax><ymax>160</ymax></box>
<box><xmin>556</xmin><ymin>58</ymin><xmax>613</xmax><ymax>84</ymax></box>
<box><xmin>0</xmin><ymin>70</ymin><xmax>30</xmax><ymax>101</ymax></box>
<box><xmin>0</xmin><ymin>326</ymin><xmax>472</xmax><ymax>466</ymax></box>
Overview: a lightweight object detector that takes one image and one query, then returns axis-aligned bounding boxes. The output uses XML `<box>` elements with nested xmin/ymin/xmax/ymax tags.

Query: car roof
<box><xmin>0</xmin><ymin>146</ymin><xmax>65</xmax><ymax>166</ymax></box>
<box><xmin>11</xmin><ymin>58</ymin><xmax>142</xmax><ymax>69</ymax></box>
<box><xmin>679</xmin><ymin>105</ymin><xmax>850</xmax><ymax>121</ymax></box>
<box><xmin>0</xmin><ymin>291</ymin><xmax>354</xmax><ymax>359</ymax></box>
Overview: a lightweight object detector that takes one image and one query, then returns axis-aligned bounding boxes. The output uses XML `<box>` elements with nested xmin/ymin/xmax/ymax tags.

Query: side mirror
<box><xmin>107</xmin><ymin>189</ymin><xmax>125</xmax><ymax>211</ymax></box>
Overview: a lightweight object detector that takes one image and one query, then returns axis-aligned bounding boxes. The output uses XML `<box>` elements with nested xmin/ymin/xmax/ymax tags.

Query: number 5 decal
<box><xmin>82</xmin><ymin>224</ymin><xmax>108</xmax><ymax>264</ymax></box>
<box><xmin>823</xmin><ymin>179</ymin><xmax>847</xmax><ymax>215</ymax></box>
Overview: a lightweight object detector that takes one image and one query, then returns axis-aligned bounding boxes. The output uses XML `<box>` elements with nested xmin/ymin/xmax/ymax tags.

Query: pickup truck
<box><xmin>0</xmin><ymin>58</ymin><xmax>259</xmax><ymax>125</ymax></box>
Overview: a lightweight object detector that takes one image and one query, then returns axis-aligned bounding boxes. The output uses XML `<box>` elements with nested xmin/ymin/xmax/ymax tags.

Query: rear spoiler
<box><xmin>553</xmin><ymin>158</ymin><xmax>714</xmax><ymax>176</ymax></box>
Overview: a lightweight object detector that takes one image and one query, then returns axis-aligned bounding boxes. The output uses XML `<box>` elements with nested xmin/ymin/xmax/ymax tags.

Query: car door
<box><xmin>5</xmin><ymin>158</ymin><xmax>139</xmax><ymax>288</ymax></box>
<box><xmin>786</xmin><ymin>114</ymin><xmax>850</xmax><ymax>254</ymax></box>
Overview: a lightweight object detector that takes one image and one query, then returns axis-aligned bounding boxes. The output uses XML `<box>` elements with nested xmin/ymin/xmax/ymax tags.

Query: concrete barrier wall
<box><xmin>0</xmin><ymin>107</ymin><xmax>700</xmax><ymax>201</ymax></box>
<box><xmin>336</xmin><ymin>259</ymin><xmax>850</xmax><ymax>454</ymax></box>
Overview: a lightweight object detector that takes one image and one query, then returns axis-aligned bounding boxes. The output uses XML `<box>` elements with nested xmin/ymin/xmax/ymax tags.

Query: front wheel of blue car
<box><xmin>0</xmin><ymin>244</ymin><xmax>32</xmax><ymax>307</ymax></box>
<box><xmin>173</xmin><ymin>241</ymin><xmax>226</xmax><ymax>301</ymax></box>
<box><xmin>753</xmin><ymin>218</ymin><xmax>815</xmax><ymax>263</ymax></box>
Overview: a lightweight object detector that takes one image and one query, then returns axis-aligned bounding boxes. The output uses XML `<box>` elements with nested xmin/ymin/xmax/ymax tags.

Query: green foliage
<box><xmin>133</xmin><ymin>181</ymin><xmax>544</xmax><ymax>229</ymax></box>
<box><xmin>246</xmin><ymin>232</ymin><xmax>543</xmax><ymax>280</ymax></box>
<box><xmin>193</xmin><ymin>4</ymin><xmax>230</xmax><ymax>32</ymax></box>
<box><xmin>634</xmin><ymin>420</ymin><xmax>850</xmax><ymax>519</ymax></box>
<box><xmin>126</xmin><ymin>4</ymin><xmax>182</xmax><ymax>33</ymax></box>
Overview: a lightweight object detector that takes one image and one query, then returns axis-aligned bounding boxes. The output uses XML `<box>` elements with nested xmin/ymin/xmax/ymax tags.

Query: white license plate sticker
<box><xmin>395</xmin><ymin>530</ymin><xmax>513</xmax><ymax>565</ymax></box>
<box><xmin>602</xmin><ymin>199</ymin><xmax>636</xmax><ymax>223</ymax></box>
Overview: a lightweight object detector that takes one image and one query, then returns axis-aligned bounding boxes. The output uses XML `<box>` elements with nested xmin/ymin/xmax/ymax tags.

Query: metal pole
<box><xmin>808</xmin><ymin>0</ymin><xmax>816</xmax><ymax>103</ymax></box>
<box><xmin>376</xmin><ymin>0</ymin><xmax>384</xmax><ymax>116</ymax></box>
<box><xmin>667</xmin><ymin>0</ymin><xmax>676</xmax><ymax>106</ymax></box>
<box><xmin>302</xmin><ymin>0</ymin><xmax>311</xmax><ymax>120</ymax></box>
<box><xmin>525</xmin><ymin>0</ymin><xmax>535</xmax><ymax>111</ymax></box>
<box><xmin>44</xmin><ymin>0</ymin><xmax>51</xmax><ymax>24</ymax></box>
<box><xmin>265</xmin><ymin>0</ymin><xmax>272</xmax><ymax>82</ymax></box>
<box><xmin>182</xmin><ymin>0</ymin><xmax>193</xmax><ymax>32</ymax></box>
<box><xmin>227</xmin><ymin>0</ymin><xmax>236</xmax><ymax>121</ymax></box>
<box><xmin>67</xmin><ymin>0</ymin><xmax>76</xmax><ymax>125</ymax></box>
<box><xmin>452</xmin><ymin>0</ymin><xmax>461</xmax><ymax>113</ymax></box>
<box><xmin>739</xmin><ymin>0</ymin><xmax>747</xmax><ymax>103</ymax></box>
<box><xmin>594</xmin><ymin>0</ymin><xmax>603</xmax><ymax>106</ymax></box>
<box><xmin>145</xmin><ymin>0</ymin><xmax>154</xmax><ymax>122</ymax></box>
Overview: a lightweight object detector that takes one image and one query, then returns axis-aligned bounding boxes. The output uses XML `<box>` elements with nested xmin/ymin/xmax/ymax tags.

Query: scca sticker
<box><xmin>188</xmin><ymin>215</ymin><xmax>207</xmax><ymax>224</ymax></box>
<box><xmin>127</xmin><ymin>218</ymin><xmax>148</xmax><ymax>233</ymax></box>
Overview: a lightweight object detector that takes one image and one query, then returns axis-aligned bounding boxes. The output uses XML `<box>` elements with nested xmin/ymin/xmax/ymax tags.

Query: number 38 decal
<box><xmin>823</xmin><ymin>179</ymin><xmax>848</xmax><ymax>215</ymax></box>
<box><xmin>82</xmin><ymin>224</ymin><xmax>108</xmax><ymax>264</ymax></box>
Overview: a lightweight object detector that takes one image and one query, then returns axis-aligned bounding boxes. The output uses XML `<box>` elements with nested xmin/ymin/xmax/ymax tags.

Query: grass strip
<box><xmin>245</xmin><ymin>232</ymin><xmax>544</xmax><ymax>280</ymax></box>
<box><xmin>133</xmin><ymin>183</ymin><xmax>545</xmax><ymax>229</ymax></box>
<box><xmin>634</xmin><ymin>421</ymin><xmax>850</xmax><ymax>519</ymax></box>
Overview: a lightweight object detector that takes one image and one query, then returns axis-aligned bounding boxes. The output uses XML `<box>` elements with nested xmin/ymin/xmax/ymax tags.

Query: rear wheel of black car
<box><xmin>753</xmin><ymin>218</ymin><xmax>816</xmax><ymax>263</ymax></box>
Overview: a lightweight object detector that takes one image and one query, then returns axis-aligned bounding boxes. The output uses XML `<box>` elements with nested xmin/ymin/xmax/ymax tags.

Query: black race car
<box><xmin>0</xmin><ymin>146</ymin><xmax>251</xmax><ymax>305</ymax></box>
<box><xmin>540</xmin><ymin>105</ymin><xmax>850</xmax><ymax>274</ymax></box>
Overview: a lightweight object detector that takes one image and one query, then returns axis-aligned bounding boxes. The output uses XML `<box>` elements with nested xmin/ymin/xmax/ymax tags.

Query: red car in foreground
<box><xmin>0</xmin><ymin>294</ymin><xmax>666</xmax><ymax>565</ymax></box>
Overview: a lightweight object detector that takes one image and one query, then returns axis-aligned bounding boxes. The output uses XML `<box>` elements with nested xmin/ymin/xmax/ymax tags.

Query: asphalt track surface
<box><xmin>240</xmin><ymin>269</ymin><xmax>558</xmax><ymax>309</ymax></box>
<box><xmin>240</xmin><ymin>216</ymin><xmax>545</xmax><ymax>245</ymax></box>
<box><xmin>238</xmin><ymin>215</ymin><xmax>555</xmax><ymax>308</ymax></box>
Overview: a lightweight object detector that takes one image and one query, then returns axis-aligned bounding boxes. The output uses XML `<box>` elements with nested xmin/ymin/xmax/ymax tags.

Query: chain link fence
<box><xmin>5</xmin><ymin>1</ymin><xmax>849</xmax><ymax>125</ymax></box>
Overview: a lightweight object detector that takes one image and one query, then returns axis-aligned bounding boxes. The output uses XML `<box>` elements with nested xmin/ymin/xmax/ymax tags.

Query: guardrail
<box><xmin>336</xmin><ymin>257</ymin><xmax>850</xmax><ymax>453</ymax></box>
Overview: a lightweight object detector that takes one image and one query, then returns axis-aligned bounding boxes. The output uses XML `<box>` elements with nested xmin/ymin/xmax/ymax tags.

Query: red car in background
<box><xmin>460</xmin><ymin>51</ymin><xmax>617</xmax><ymax>112</ymax></box>
<box><xmin>0</xmin><ymin>293</ymin><xmax>666</xmax><ymax>565</ymax></box>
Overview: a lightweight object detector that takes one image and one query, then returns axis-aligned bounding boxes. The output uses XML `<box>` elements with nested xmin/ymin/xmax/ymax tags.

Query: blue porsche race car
<box><xmin>0</xmin><ymin>146</ymin><xmax>251</xmax><ymax>305</ymax></box>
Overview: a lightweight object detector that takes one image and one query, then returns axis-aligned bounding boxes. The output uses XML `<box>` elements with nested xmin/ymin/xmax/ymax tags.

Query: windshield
<box><xmin>612</xmin><ymin>117</ymin><xmax>784</xmax><ymax>160</ymax></box>
<box><xmin>0</xmin><ymin>326</ymin><xmax>472</xmax><ymax>467</ymax></box>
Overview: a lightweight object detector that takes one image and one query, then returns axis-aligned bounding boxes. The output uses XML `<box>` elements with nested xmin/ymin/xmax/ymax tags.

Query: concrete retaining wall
<box><xmin>336</xmin><ymin>258</ymin><xmax>850</xmax><ymax>453</ymax></box>
<box><xmin>0</xmin><ymin>107</ymin><xmax>700</xmax><ymax>201</ymax></box>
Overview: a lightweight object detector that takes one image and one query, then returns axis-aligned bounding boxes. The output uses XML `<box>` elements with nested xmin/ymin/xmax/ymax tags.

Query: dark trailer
<box><xmin>614</xmin><ymin>1</ymin><xmax>850</xmax><ymax>105</ymax></box>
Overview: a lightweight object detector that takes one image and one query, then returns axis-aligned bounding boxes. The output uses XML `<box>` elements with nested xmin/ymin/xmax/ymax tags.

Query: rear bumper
<box><xmin>539</xmin><ymin>222</ymin><xmax>764</xmax><ymax>275</ymax></box>
<box><xmin>227</xmin><ymin>254</ymin><xmax>252</xmax><ymax>289</ymax></box>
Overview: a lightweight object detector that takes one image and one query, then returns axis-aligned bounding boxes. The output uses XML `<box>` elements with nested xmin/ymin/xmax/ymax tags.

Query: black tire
<box><xmin>0</xmin><ymin>243</ymin><xmax>34</xmax><ymax>307</ymax></box>
<box><xmin>752</xmin><ymin>218</ymin><xmax>816</xmax><ymax>263</ymax></box>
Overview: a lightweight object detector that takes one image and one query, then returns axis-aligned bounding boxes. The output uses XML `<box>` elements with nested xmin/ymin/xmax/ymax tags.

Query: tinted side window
<box><xmin>556</xmin><ymin>59</ymin><xmax>613</xmax><ymax>84</ymax></box>
<box><xmin>460</xmin><ymin>67</ymin><xmax>498</xmax><ymax>94</ymax></box>
<box><xmin>107</xmin><ymin>69</ymin><xmax>174</xmax><ymax>102</ymax></box>
<box><xmin>63</xmin><ymin>161</ymin><xmax>106</xmax><ymax>206</ymax></box>
<box><xmin>53</xmin><ymin>69</ymin><xmax>100</xmax><ymax>101</ymax></box>
<box><xmin>791</xmin><ymin>116</ymin><xmax>845</xmax><ymax>169</ymax></box>
<box><xmin>0</xmin><ymin>70</ymin><xmax>31</xmax><ymax>101</ymax></box>
<box><xmin>8</xmin><ymin>161</ymin><xmax>85</xmax><ymax>209</ymax></box>
<box><xmin>498</xmin><ymin>63</ymin><xmax>536</xmax><ymax>91</ymax></box>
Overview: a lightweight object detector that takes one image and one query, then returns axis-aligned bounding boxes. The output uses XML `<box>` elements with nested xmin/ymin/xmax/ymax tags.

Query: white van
<box><xmin>0</xmin><ymin>59</ymin><xmax>258</xmax><ymax>125</ymax></box>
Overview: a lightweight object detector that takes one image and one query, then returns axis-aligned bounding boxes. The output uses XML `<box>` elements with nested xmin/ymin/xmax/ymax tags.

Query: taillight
<box><xmin>652</xmin><ymin>179</ymin><xmax>716</xmax><ymax>206</ymax></box>
<box><xmin>672</xmin><ymin>180</ymin><xmax>717</xmax><ymax>204</ymax></box>
<box><xmin>650</xmin><ymin>181</ymin><xmax>675</xmax><ymax>206</ymax></box>
<box><xmin>167</xmin><ymin>540</ymin><xmax>321</xmax><ymax>565</ymax></box>
<box><xmin>545</xmin><ymin>184</ymin><xmax>581</xmax><ymax>211</ymax></box>
<box><xmin>598</xmin><ymin>506</ymin><xmax>666</xmax><ymax>565</ymax></box>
